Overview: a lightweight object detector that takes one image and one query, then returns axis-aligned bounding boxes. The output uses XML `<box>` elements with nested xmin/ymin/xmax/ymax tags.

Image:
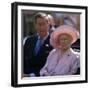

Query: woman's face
<box><xmin>58</xmin><ymin>34</ymin><xmax>73</xmax><ymax>50</ymax></box>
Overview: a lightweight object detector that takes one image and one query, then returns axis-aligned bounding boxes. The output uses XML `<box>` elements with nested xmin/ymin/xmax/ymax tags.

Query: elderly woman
<box><xmin>40</xmin><ymin>25</ymin><xmax>80</xmax><ymax>76</ymax></box>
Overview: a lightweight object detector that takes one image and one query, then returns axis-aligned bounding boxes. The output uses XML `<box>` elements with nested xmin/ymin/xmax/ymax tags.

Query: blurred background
<box><xmin>21</xmin><ymin>10</ymin><xmax>80</xmax><ymax>51</ymax></box>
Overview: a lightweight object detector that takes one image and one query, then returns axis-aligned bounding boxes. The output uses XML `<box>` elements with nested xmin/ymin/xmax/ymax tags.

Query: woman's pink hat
<box><xmin>50</xmin><ymin>25</ymin><xmax>79</xmax><ymax>48</ymax></box>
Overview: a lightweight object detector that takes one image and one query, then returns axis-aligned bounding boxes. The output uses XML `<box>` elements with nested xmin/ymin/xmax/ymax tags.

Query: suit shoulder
<box><xmin>24</xmin><ymin>35</ymin><xmax>37</xmax><ymax>45</ymax></box>
<box><xmin>27</xmin><ymin>34</ymin><xmax>37</xmax><ymax>39</ymax></box>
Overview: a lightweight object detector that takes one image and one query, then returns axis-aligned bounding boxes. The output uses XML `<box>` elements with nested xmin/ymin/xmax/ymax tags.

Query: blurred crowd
<box><xmin>47</xmin><ymin>13</ymin><xmax>80</xmax><ymax>33</ymax></box>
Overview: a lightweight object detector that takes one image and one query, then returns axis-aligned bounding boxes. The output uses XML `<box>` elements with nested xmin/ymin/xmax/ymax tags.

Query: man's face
<box><xmin>35</xmin><ymin>18</ymin><xmax>49</xmax><ymax>38</ymax></box>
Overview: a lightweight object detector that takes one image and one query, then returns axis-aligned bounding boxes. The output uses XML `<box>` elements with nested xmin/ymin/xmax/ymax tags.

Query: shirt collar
<box><xmin>37</xmin><ymin>32</ymin><xmax>49</xmax><ymax>41</ymax></box>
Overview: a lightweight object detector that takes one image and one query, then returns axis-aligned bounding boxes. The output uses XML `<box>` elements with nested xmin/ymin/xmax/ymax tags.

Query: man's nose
<box><xmin>39</xmin><ymin>25</ymin><xmax>44</xmax><ymax>29</ymax></box>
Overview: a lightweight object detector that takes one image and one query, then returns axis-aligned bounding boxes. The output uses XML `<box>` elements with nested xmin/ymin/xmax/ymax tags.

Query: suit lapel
<box><xmin>37</xmin><ymin>35</ymin><xmax>50</xmax><ymax>54</ymax></box>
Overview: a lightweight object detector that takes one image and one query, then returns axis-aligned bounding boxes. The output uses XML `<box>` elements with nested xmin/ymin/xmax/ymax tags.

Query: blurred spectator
<box><xmin>52</xmin><ymin>13</ymin><xmax>64</xmax><ymax>28</ymax></box>
<box><xmin>64</xmin><ymin>14</ymin><xmax>80</xmax><ymax>32</ymax></box>
<box><xmin>47</xmin><ymin>14</ymin><xmax>56</xmax><ymax>33</ymax></box>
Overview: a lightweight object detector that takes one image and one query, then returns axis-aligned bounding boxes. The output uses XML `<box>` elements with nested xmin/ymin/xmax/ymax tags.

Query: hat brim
<box><xmin>50</xmin><ymin>25</ymin><xmax>79</xmax><ymax>48</ymax></box>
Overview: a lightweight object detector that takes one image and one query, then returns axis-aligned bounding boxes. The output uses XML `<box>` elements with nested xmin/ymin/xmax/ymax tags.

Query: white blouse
<box><xmin>40</xmin><ymin>48</ymin><xmax>80</xmax><ymax>76</ymax></box>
